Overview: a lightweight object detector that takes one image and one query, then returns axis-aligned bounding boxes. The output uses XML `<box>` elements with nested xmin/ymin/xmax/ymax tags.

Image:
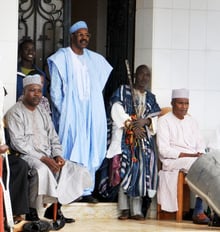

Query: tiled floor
<box><xmin>13</xmin><ymin>218</ymin><xmax>220</xmax><ymax>232</ymax></box>
<box><xmin>12</xmin><ymin>202</ymin><xmax>220</xmax><ymax>231</ymax></box>
<box><xmin>59</xmin><ymin>218</ymin><xmax>219</xmax><ymax>232</ymax></box>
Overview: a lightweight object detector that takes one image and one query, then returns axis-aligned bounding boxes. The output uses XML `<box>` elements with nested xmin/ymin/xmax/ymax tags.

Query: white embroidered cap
<box><xmin>172</xmin><ymin>88</ymin><xmax>189</xmax><ymax>99</ymax></box>
<box><xmin>23</xmin><ymin>74</ymin><xmax>42</xmax><ymax>88</ymax></box>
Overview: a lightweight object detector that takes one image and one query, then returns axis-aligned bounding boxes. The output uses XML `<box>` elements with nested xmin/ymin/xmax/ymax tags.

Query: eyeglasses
<box><xmin>74</xmin><ymin>32</ymin><xmax>91</xmax><ymax>39</ymax></box>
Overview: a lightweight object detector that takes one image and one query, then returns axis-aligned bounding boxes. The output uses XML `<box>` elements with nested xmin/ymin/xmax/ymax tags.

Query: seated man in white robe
<box><xmin>156</xmin><ymin>88</ymin><xmax>209</xmax><ymax>224</ymax></box>
<box><xmin>4</xmin><ymin>75</ymin><xmax>92</xmax><ymax>229</ymax></box>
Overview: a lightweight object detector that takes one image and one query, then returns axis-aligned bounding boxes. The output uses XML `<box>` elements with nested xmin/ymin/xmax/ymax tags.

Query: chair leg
<box><xmin>53</xmin><ymin>203</ymin><xmax>58</xmax><ymax>221</ymax></box>
<box><xmin>157</xmin><ymin>170</ymin><xmax>189</xmax><ymax>222</ymax></box>
<box><xmin>157</xmin><ymin>204</ymin><xmax>161</xmax><ymax>220</ymax></box>
<box><xmin>176</xmin><ymin>172</ymin><xmax>184</xmax><ymax>222</ymax></box>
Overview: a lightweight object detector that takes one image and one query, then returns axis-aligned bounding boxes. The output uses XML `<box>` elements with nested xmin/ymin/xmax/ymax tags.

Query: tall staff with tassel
<box><xmin>124</xmin><ymin>59</ymin><xmax>146</xmax><ymax>155</ymax></box>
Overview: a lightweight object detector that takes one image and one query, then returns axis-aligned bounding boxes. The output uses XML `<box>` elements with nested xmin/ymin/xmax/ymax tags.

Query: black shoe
<box><xmin>80</xmin><ymin>195</ymin><xmax>99</xmax><ymax>203</ymax></box>
<box><xmin>56</xmin><ymin>209</ymin><xmax>75</xmax><ymax>223</ymax></box>
<box><xmin>44</xmin><ymin>204</ymin><xmax>75</xmax><ymax>223</ymax></box>
<box><xmin>209</xmin><ymin>213</ymin><xmax>220</xmax><ymax>227</ymax></box>
<box><xmin>26</xmin><ymin>208</ymin><xmax>40</xmax><ymax>221</ymax></box>
<box><xmin>51</xmin><ymin>218</ymin><xmax>66</xmax><ymax>231</ymax></box>
<box><xmin>64</xmin><ymin>218</ymin><xmax>75</xmax><ymax>223</ymax></box>
<box><xmin>23</xmin><ymin>220</ymin><xmax>53</xmax><ymax>232</ymax></box>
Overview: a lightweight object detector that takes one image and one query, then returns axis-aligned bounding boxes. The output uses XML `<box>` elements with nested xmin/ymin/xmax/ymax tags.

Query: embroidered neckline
<box><xmin>133</xmin><ymin>89</ymin><xmax>146</xmax><ymax>117</ymax></box>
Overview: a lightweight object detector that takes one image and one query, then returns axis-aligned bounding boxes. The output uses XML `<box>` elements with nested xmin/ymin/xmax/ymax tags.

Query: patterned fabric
<box><xmin>101</xmin><ymin>85</ymin><xmax>161</xmax><ymax>198</ymax></box>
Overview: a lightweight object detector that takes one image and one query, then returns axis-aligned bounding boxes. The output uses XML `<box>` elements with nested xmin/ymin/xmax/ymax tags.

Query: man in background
<box><xmin>17</xmin><ymin>38</ymin><xmax>47</xmax><ymax>100</ymax></box>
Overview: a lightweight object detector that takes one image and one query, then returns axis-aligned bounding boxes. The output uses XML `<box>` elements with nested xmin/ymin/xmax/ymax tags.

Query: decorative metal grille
<box><xmin>18</xmin><ymin>0</ymin><xmax>71</xmax><ymax>71</ymax></box>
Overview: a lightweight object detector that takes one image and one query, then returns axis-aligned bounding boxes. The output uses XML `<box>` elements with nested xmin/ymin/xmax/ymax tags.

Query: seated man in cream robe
<box><xmin>156</xmin><ymin>88</ymin><xmax>209</xmax><ymax>224</ymax></box>
<box><xmin>4</xmin><ymin>75</ymin><xmax>92</xmax><ymax>228</ymax></box>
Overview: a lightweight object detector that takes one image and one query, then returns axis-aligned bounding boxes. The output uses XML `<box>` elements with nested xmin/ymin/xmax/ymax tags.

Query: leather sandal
<box><xmin>129</xmin><ymin>214</ymin><xmax>145</xmax><ymax>221</ymax></box>
<box><xmin>118</xmin><ymin>209</ymin><xmax>130</xmax><ymax>220</ymax></box>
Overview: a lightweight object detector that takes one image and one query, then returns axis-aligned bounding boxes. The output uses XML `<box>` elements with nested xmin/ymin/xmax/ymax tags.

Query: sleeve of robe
<box><xmin>157</xmin><ymin>114</ymin><xmax>183</xmax><ymax>159</ymax></box>
<box><xmin>49</xmin><ymin>64</ymin><xmax>63</xmax><ymax>115</ymax></box>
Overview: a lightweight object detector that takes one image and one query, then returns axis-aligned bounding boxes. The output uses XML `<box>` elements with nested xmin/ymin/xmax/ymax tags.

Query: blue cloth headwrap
<box><xmin>69</xmin><ymin>21</ymin><xmax>88</xmax><ymax>34</ymax></box>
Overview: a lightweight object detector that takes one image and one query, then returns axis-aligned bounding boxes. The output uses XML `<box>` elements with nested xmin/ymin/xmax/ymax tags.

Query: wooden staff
<box><xmin>124</xmin><ymin>59</ymin><xmax>146</xmax><ymax>152</ymax></box>
<box><xmin>125</xmin><ymin>59</ymin><xmax>137</xmax><ymax>115</ymax></box>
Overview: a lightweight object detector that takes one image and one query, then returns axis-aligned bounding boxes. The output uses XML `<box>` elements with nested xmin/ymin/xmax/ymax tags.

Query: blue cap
<box><xmin>69</xmin><ymin>21</ymin><xmax>88</xmax><ymax>34</ymax></box>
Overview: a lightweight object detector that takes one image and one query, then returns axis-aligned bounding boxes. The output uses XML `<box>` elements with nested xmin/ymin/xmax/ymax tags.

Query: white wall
<box><xmin>2</xmin><ymin>0</ymin><xmax>220</xmax><ymax>143</ymax></box>
<box><xmin>135</xmin><ymin>0</ymin><xmax>154</xmax><ymax>68</ymax></box>
<box><xmin>135</xmin><ymin>0</ymin><xmax>220</xmax><ymax>143</ymax></box>
<box><xmin>0</xmin><ymin>1</ymin><xmax>18</xmax><ymax>113</ymax></box>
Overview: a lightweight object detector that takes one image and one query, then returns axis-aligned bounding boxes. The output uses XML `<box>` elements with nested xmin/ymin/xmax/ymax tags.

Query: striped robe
<box><xmin>106</xmin><ymin>85</ymin><xmax>161</xmax><ymax>198</ymax></box>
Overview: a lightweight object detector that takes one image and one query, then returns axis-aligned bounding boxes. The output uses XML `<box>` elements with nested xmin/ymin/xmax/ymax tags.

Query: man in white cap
<box><xmin>5</xmin><ymin>75</ymin><xmax>92</xmax><ymax>229</ymax></box>
<box><xmin>47</xmin><ymin>21</ymin><xmax>113</xmax><ymax>202</ymax></box>
<box><xmin>156</xmin><ymin>88</ymin><xmax>210</xmax><ymax>224</ymax></box>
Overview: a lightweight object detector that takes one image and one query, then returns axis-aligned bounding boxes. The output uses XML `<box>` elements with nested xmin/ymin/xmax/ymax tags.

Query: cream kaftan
<box><xmin>157</xmin><ymin>112</ymin><xmax>205</xmax><ymax>211</ymax></box>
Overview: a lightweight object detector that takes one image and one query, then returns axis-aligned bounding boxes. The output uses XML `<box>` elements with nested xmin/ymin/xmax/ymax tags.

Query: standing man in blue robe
<box><xmin>47</xmin><ymin>21</ymin><xmax>113</xmax><ymax>203</ymax></box>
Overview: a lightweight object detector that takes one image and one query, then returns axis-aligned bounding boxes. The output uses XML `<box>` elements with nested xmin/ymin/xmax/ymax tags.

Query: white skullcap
<box><xmin>172</xmin><ymin>88</ymin><xmax>189</xmax><ymax>99</ymax></box>
<box><xmin>23</xmin><ymin>74</ymin><xmax>42</xmax><ymax>88</ymax></box>
<box><xmin>69</xmin><ymin>21</ymin><xmax>88</xmax><ymax>34</ymax></box>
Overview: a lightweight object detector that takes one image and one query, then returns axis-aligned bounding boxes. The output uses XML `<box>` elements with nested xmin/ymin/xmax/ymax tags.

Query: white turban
<box><xmin>23</xmin><ymin>74</ymin><xmax>42</xmax><ymax>88</ymax></box>
<box><xmin>172</xmin><ymin>88</ymin><xmax>189</xmax><ymax>99</ymax></box>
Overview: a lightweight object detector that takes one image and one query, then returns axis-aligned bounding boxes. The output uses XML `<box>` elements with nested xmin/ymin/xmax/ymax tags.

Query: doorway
<box><xmin>18</xmin><ymin>0</ymin><xmax>136</xmax><ymax>101</ymax></box>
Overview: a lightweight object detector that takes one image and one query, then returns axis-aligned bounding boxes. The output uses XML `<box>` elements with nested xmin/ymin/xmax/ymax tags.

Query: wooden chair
<box><xmin>156</xmin><ymin>107</ymin><xmax>190</xmax><ymax>222</ymax></box>
<box><xmin>157</xmin><ymin>170</ymin><xmax>190</xmax><ymax>222</ymax></box>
